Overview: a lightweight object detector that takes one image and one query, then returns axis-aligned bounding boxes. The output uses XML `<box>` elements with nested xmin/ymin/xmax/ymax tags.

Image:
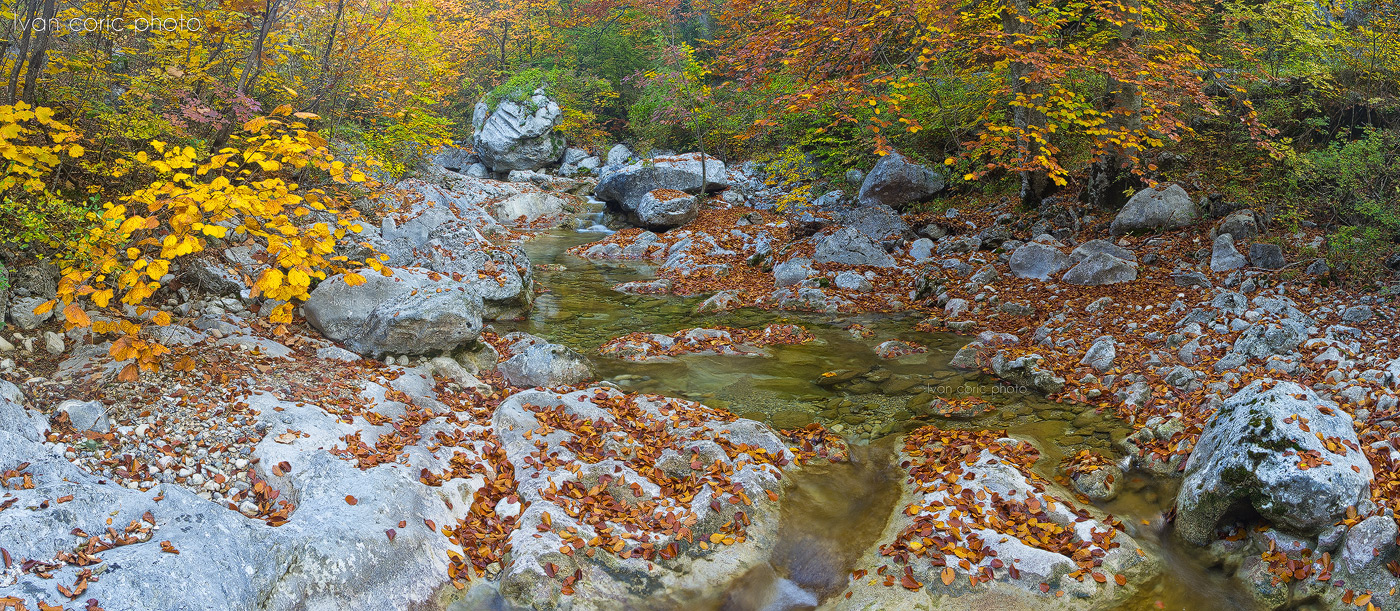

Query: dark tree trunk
<box><xmin>20</xmin><ymin>0</ymin><xmax>58</xmax><ymax>105</ymax></box>
<box><xmin>1087</xmin><ymin>0</ymin><xmax>1145</xmax><ymax>209</ymax></box>
<box><xmin>1002</xmin><ymin>0</ymin><xmax>1051</xmax><ymax>208</ymax></box>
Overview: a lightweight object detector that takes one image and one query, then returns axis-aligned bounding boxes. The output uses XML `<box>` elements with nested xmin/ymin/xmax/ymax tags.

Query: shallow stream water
<box><xmin>499</xmin><ymin>218</ymin><xmax>1258</xmax><ymax>610</ymax></box>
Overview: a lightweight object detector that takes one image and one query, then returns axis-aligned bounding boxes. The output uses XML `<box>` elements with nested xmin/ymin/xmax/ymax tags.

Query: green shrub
<box><xmin>1296</xmin><ymin>127</ymin><xmax>1400</xmax><ymax>237</ymax></box>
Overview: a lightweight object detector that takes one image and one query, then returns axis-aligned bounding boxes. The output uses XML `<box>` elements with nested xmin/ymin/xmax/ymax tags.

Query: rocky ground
<box><xmin>0</xmin><ymin>134</ymin><xmax>1398</xmax><ymax>611</ymax></box>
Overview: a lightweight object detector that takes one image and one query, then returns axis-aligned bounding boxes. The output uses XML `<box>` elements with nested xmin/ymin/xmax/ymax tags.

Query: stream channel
<box><xmin>494</xmin><ymin>211</ymin><xmax>1257</xmax><ymax>610</ymax></box>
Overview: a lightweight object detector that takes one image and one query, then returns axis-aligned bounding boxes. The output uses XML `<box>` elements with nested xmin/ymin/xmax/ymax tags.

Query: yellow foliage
<box><xmin>49</xmin><ymin>112</ymin><xmax>382</xmax><ymax>374</ymax></box>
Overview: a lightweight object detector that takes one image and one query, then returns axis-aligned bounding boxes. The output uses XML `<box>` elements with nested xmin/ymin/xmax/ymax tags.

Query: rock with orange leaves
<box><xmin>1176</xmin><ymin>380</ymin><xmax>1372</xmax><ymax>546</ymax></box>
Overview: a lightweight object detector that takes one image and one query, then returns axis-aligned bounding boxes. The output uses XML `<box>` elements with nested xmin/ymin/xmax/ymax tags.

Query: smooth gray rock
<box><xmin>316</xmin><ymin>345</ymin><xmax>362</xmax><ymax>362</ymax></box>
<box><xmin>9</xmin><ymin>295</ymin><xmax>53</xmax><ymax>330</ymax></box>
<box><xmin>1110</xmin><ymin>184</ymin><xmax>1198</xmax><ymax>235</ymax></box>
<box><xmin>855</xmin><ymin>150</ymin><xmax>945</xmax><ymax>210</ymax></box>
<box><xmin>1176</xmin><ymin>380</ymin><xmax>1372</xmax><ymax>545</ymax></box>
<box><xmin>833</xmin><ymin>270</ymin><xmax>873</xmax><ymax>292</ymax></box>
<box><xmin>472</xmin><ymin>88</ymin><xmax>566</xmax><ymax>171</ymax></box>
<box><xmin>1211</xmin><ymin>234</ymin><xmax>1248</xmax><ymax>272</ymax></box>
<box><xmin>1249</xmin><ymin>243</ymin><xmax>1285</xmax><ymax>270</ymax></box>
<box><xmin>1342</xmin><ymin>515</ymin><xmax>1398</xmax><ymax>572</ymax></box>
<box><xmin>1008</xmin><ymin>241</ymin><xmax>1071</xmax><ymax>280</ymax></box>
<box><xmin>594</xmin><ymin>153</ymin><xmax>726</xmax><ymax>229</ymax></box>
<box><xmin>496</xmin><ymin>333</ymin><xmax>593</xmax><ymax>387</ymax></box>
<box><xmin>633</xmin><ymin>189</ymin><xmax>699</xmax><ymax>229</ymax></box>
<box><xmin>606</xmin><ymin>144</ymin><xmax>632</xmax><ymax>166</ymax></box>
<box><xmin>491</xmin><ymin>191</ymin><xmax>573</xmax><ymax>225</ymax></box>
<box><xmin>909</xmin><ymin>238</ymin><xmax>935</xmax><ymax>261</ymax></box>
<box><xmin>1232</xmin><ymin>319</ymin><xmax>1307</xmax><ymax>359</ymax></box>
<box><xmin>1213</xmin><ymin>209</ymin><xmax>1258</xmax><ymax>242</ymax></box>
<box><xmin>43</xmin><ymin>330</ymin><xmax>64</xmax><ymax>355</ymax></box>
<box><xmin>772</xmin><ymin>258</ymin><xmax>813</xmax><ymax>287</ymax></box>
<box><xmin>840</xmin><ymin>204</ymin><xmax>910</xmax><ymax>241</ymax></box>
<box><xmin>1080</xmin><ymin>336</ymin><xmax>1117</xmax><ymax>372</ymax></box>
<box><xmin>813</xmin><ymin>227</ymin><xmax>896</xmax><ymax>267</ymax></box>
<box><xmin>57</xmin><ymin>399</ymin><xmax>109</xmax><ymax>432</ymax></box>
<box><xmin>1306</xmin><ymin>258</ymin><xmax>1330</xmax><ymax>275</ymax></box>
<box><xmin>304</xmin><ymin>267</ymin><xmax>484</xmax><ymax>357</ymax></box>
<box><xmin>1062</xmin><ymin>252</ymin><xmax>1138</xmax><ymax>285</ymax></box>
<box><xmin>1071</xmin><ymin>239</ymin><xmax>1136</xmax><ymax>263</ymax></box>
<box><xmin>465</xmin><ymin>162</ymin><xmax>490</xmax><ymax>178</ymax></box>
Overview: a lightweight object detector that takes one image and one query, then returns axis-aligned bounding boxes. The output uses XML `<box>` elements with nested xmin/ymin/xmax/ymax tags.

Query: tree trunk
<box><xmin>6</xmin><ymin>0</ymin><xmax>38</xmax><ymax>104</ymax></box>
<box><xmin>1002</xmin><ymin>0</ymin><xmax>1050</xmax><ymax>208</ymax></box>
<box><xmin>20</xmin><ymin>0</ymin><xmax>58</xmax><ymax>105</ymax></box>
<box><xmin>236</xmin><ymin>0</ymin><xmax>284</xmax><ymax>95</ymax></box>
<box><xmin>1087</xmin><ymin>0</ymin><xmax>1144</xmax><ymax>209</ymax></box>
<box><xmin>218</xmin><ymin>0</ymin><xmax>284</xmax><ymax>148</ymax></box>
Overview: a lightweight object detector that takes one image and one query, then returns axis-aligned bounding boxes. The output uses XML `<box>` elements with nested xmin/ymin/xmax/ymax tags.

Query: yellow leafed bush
<box><xmin>44</xmin><ymin>105</ymin><xmax>382</xmax><ymax>380</ymax></box>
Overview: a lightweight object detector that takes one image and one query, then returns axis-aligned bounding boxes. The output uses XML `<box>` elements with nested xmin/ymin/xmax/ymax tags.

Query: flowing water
<box><xmin>498</xmin><ymin>215</ymin><xmax>1259</xmax><ymax>610</ymax></box>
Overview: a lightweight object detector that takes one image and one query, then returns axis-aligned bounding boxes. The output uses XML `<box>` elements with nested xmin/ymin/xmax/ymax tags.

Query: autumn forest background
<box><xmin>0</xmin><ymin>0</ymin><xmax>1397</xmax><ymax>347</ymax></box>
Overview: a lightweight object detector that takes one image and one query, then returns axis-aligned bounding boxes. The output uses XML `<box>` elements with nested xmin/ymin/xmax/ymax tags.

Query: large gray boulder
<box><xmin>490</xmin><ymin>191</ymin><xmax>574</xmax><ymax>225</ymax></box>
<box><xmin>375</xmin><ymin>180</ymin><xmax>535</xmax><ymax>319</ymax></box>
<box><xmin>856</xmin><ymin>150</ymin><xmax>945</xmax><ymax>209</ymax></box>
<box><xmin>488</xmin><ymin>387</ymin><xmax>789</xmax><ymax>609</ymax></box>
<box><xmin>471</xmin><ymin>88</ymin><xmax>566</xmax><ymax>172</ymax></box>
<box><xmin>1061</xmin><ymin>252</ymin><xmax>1138</xmax><ymax>285</ymax></box>
<box><xmin>1109</xmin><ymin>184</ymin><xmax>1198</xmax><ymax>235</ymax></box>
<box><xmin>594</xmin><ymin>153</ymin><xmax>727</xmax><ymax>230</ymax></box>
<box><xmin>1176</xmin><ymin>380</ymin><xmax>1373</xmax><ymax>545</ymax></box>
<box><xmin>813</xmin><ymin>227</ymin><xmax>896</xmax><ymax>267</ymax></box>
<box><xmin>1210</xmin><ymin>234</ymin><xmax>1248</xmax><ymax>272</ymax></box>
<box><xmin>634</xmin><ymin>189</ymin><xmax>700</xmax><ymax>229</ymax></box>
<box><xmin>495</xmin><ymin>332</ymin><xmax>593</xmax><ymax>387</ymax></box>
<box><xmin>1232</xmin><ymin>319</ymin><xmax>1308</xmax><ymax>359</ymax></box>
<box><xmin>1213</xmin><ymin>209</ymin><xmax>1259</xmax><ymax>242</ymax></box>
<box><xmin>840</xmin><ymin>204</ymin><xmax>911</xmax><ymax>241</ymax></box>
<box><xmin>1008</xmin><ymin>240</ymin><xmax>1071</xmax><ymax>280</ymax></box>
<box><xmin>9</xmin><ymin>295</ymin><xmax>52</xmax><ymax>330</ymax></box>
<box><xmin>304</xmin><ymin>267</ymin><xmax>484</xmax><ymax>357</ymax></box>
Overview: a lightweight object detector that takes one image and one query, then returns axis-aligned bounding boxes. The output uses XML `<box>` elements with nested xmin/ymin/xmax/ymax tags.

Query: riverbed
<box><xmin>498</xmin><ymin>216</ymin><xmax>1256</xmax><ymax>610</ymax></box>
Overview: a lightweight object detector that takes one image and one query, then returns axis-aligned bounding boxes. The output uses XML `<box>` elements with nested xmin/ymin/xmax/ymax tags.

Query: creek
<box><xmin>498</xmin><ymin>213</ymin><xmax>1256</xmax><ymax>610</ymax></box>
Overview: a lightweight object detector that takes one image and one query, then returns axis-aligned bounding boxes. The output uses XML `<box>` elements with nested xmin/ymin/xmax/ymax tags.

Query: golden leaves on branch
<box><xmin>45</xmin><ymin>109</ymin><xmax>383</xmax><ymax>373</ymax></box>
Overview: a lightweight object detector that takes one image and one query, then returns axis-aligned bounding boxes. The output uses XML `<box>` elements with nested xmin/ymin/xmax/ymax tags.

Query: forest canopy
<box><xmin>0</xmin><ymin>0</ymin><xmax>1396</xmax><ymax>375</ymax></box>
